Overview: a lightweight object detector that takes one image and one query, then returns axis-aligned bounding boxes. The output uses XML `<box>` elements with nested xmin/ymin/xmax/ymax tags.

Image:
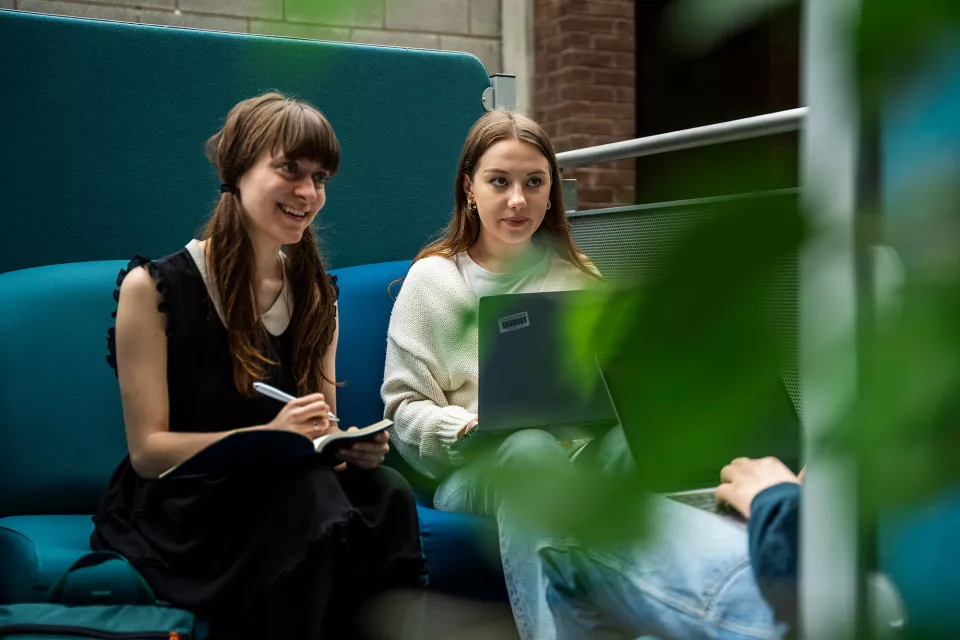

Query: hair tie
<box><xmin>220</xmin><ymin>183</ymin><xmax>237</xmax><ymax>194</ymax></box>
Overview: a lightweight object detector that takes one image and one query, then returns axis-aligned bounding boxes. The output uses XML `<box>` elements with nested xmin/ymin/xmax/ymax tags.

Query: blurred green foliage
<box><xmin>476</xmin><ymin>0</ymin><xmax>959</xmax><ymax>594</ymax></box>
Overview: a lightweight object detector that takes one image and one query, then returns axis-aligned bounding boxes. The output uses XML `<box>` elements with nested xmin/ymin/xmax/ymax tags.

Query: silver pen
<box><xmin>253</xmin><ymin>381</ymin><xmax>340</xmax><ymax>423</ymax></box>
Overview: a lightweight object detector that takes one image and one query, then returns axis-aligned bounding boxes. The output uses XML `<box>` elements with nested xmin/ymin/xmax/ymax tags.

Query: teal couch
<box><xmin>0</xmin><ymin>258</ymin><xmax>506</xmax><ymax>604</ymax></box>
<box><xmin>0</xmin><ymin>8</ymin><xmax>508</xmax><ymax>609</ymax></box>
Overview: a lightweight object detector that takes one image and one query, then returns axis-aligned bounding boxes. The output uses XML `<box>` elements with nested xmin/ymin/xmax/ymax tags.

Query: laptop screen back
<box><xmin>478</xmin><ymin>291</ymin><xmax>618</xmax><ymax>435</ymax></box>
<box><xmin>598</xmin><ymin>353</ymin><xmax>801</xmax><ymax>493</ymax></box>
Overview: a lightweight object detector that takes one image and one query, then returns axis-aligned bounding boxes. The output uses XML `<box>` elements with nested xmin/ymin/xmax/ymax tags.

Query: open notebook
<box><xmin>159</xmin><ymin>419</ymin><xmax>392</xmax><ymax>479</ymax></box>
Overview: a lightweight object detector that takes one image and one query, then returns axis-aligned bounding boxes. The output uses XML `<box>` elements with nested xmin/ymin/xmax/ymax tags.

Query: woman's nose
<box><xmin>507</xmin><ymin>185</ymin><xmax>526</xmax><ymax>209</ymax></box>
<box><xmin>294</xmin><ymin>177</ymin><xmax>318</xmax><ymax>202</ymax></box>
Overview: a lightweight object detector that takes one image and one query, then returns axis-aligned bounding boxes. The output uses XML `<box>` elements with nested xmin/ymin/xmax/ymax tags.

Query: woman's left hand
<box><xmin>336</xmin><ymin>429</ymin><xmax>390</xmax><ymax>470</ymax></box>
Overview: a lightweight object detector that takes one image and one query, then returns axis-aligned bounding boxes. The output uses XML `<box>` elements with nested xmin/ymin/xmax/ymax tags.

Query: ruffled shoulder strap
<box><xmin>105</xmin><ymin>254</ymin><xmax>170</xmax><ymax>375</ymax></box>
<box><xmin>327</xmin><ymin>273</ymin><xmax>339</xmax><ymax>303</ymax></box>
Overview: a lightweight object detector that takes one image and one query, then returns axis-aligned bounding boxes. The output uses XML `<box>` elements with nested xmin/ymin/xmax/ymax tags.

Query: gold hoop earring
<box><xmin>546</xmin><ymin>200</ymin><xmax>552</xmax><ymax>210</ymax></box>
<box><xmin>468</xmin><ymin>198</ymin><xmax>477</xmax><ymax>211</ymax></box>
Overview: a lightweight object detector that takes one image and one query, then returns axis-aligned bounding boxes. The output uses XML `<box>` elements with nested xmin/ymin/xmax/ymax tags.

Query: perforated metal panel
<box><xmin>568</xmin><ymin>194</ymin><xmax>802</xmax><ymax>416</ymax></box>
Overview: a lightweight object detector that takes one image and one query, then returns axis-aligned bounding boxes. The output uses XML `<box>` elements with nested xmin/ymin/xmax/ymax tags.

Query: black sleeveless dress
<box><xmin>91</xmin><ymin>249</ymin><xmax>426</xmax><ymax>639</ymax></box>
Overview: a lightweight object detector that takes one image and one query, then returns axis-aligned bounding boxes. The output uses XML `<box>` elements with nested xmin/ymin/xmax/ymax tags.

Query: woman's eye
<box><xmin>527</xmin><ymin>177</ymin><xmax>543</xmax><ymax>187</ymax></box>
<box><xmin>281</xmin><ymin>162</ymin><xmax>297</xmax><ymax>174</ymax></box>
<box><xmin>313</xmin><ymin>174</ymin><xmax>328</xmax><ymax>185</ymax></box>
<box><xmin>490</xmin><ymin>177</ymin><xmax>508</xmax><ymax>187</ymax></box>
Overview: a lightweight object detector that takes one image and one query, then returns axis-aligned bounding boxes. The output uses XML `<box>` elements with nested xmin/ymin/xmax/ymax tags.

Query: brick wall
<box><xmin>6</xmin><ymin>0</ymin><xmax>502</xmax><ymax>74</ymax></box>
<box><xmin>533</xmin><ymin>0</ymin><xmax>635</xmax><ymax>211</ymax></box>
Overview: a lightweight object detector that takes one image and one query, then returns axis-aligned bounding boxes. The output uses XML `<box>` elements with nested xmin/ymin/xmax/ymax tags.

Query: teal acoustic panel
<box><xmin>0</xmin><ymin>10</ymin><xmax>490</xmax><ymax>272</ymax></box>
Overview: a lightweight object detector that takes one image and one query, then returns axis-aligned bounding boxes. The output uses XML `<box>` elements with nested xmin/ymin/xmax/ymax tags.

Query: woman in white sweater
<box><xmin>381</xmin><ymin>109</ymin><xmax>616</xmax><ymax>639</ymax></box>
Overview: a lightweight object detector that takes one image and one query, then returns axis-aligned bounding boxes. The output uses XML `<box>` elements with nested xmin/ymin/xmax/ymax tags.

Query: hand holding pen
<box><xmin>254</xmin><ymin>382</ymin><xmax>340</xmax><ymax>437</ymax></box>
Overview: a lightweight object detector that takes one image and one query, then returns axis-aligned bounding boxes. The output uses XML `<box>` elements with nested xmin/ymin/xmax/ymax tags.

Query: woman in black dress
<box><xmin>91</xmin><ymin>92</ymin><xmax>426</xmax><ymax>639</ymax></box>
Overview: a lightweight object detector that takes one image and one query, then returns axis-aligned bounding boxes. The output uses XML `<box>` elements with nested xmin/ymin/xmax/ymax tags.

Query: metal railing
<box><xmin>556</xmin><ymin>108</ymin><xmax>807</xmax><ymax>169</ymax></box>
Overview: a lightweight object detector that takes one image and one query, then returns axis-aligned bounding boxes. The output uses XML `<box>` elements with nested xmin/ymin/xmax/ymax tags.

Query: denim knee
<box><xmin>495</xmin><ymin>429</ymin><xmax>568</xmax><ymax>470</ymax></box>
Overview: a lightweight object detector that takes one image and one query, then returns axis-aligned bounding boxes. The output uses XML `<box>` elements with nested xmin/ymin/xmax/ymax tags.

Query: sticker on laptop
<box><xmin>498</xmin><ymin>312</ymin><xmax>530</xmax><ymax>334</ymax></box>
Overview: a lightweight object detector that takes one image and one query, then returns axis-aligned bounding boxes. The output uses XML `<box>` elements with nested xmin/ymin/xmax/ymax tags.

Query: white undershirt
<box><xmin>185</xmin><ymin>239</ymin><xmax>293</xmax><ymax>336</ymax></box>
<box><xmin>454</xmin><ymin>248</ymin><xmax>552</xmax><ymax>299</ymax></box>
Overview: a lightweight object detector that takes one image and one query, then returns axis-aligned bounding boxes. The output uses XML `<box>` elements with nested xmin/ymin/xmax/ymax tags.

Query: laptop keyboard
<box><xmin>667</xmin><ymin>490</ymin><xmax>718</xmax><ymax>512</ymax></box>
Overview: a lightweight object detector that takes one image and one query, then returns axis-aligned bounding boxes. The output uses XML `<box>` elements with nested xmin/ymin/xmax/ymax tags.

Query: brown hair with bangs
<box><xmin>412</xmin><ymin>109</ymin><xmax>595</xmax><ymax>276</ymax></box>
<box><xmin>203</xmin><ymin>92</ymin><xmax>340</xmax><ymax>397</ymax></box>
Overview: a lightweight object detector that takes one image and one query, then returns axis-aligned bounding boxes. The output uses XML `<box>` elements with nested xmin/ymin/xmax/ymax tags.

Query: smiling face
<box><xmin>236</xmin><ymin>150</ymin><xmax>330</xmax><ymax>247</ymax></box>
<box><xmin>463</xmin><ymin>138</ymin><xmax>551</xmax><ymax>256</ymax></box>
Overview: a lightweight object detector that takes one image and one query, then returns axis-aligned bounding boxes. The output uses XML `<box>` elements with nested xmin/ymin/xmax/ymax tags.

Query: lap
<box><xmin>433</xmin><ymin>429</ymin><xmax>574</xmax><ymax>517</ymax></box>
<box><xmin>539</xmin><ymin>496</ymin><xmax>781</xmax><ymax>640</ymax></box>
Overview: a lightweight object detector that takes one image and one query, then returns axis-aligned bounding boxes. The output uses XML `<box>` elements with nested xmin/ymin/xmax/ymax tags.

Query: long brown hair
<box><xmin>412</xmin><ymin>109</ymin><xmax>595</xmax><ymax>275</ymax></box>
<box><xmin>203</xmin><ymin>92</ymin><xmax>340</xmax><ymax>397</ymax></box>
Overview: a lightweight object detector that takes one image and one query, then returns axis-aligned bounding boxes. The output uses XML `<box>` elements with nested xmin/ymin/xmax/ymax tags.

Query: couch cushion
<box><xmin>417</xmin><ymin>505</ymin><xmax>507</xmax><ymax>602</ymax></box>
<box><xmin>332</xmin><ymin>260</ymin><xmax>437</xmax><ymax>486</ymax></box>
<box><xmin>0</xmin><ymin>515</ymin><xmax>96</xmax><ymax>603</ymax></box>
<box><xmin>1</xmin><ymin>508</ymin><xmax>507</xmax><ymax>604</ymax></box>
<box><xmin>0</xmin><ymin>261</ymin><xmax>130</xmax><ymax>519</ymax></box>
<box><xmin>330</xmin><ymin>259</ymin><xmax>410</xmax><ymax>429</ymax></box>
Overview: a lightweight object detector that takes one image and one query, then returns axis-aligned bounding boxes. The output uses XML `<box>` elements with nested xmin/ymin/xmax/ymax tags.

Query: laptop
<box><xmin>477</xmin><ymin>290</ymin><xmax>619</xmax><ymax>440</ymax></box>
<box><xmin>596</xmin><ymin>352</ymin><xmax>801</xmax><ymax>514</ymax></box>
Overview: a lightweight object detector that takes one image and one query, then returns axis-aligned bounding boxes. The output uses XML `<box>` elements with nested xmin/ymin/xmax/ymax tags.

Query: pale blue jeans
<box><xmin>539</xmin><ymin>495</ymin><xmax>786</xmax><ymax>640</ymax></box>
<box><xmin>433</xmin><ymin>428</ymin><xmax>782</xmax><ymax>640</ymax></box>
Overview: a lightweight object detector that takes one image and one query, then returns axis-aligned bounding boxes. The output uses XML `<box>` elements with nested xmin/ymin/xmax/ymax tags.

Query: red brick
<box><xmin>535</xmin><ymin>0</ymin><xmax>561</xmax><ymax>20</ymax></box>
<box><xmin>534</xmin><ymin>0</ymin><xmax>636</xmax><ymax>210</ymax></box>
<box><xmin>538</xmin><ymin>103</ymin><xmax>579</xmax><ymax>122</ymax></box>
<box><xmin>594</xmin><ymin>69</ymin><xmax>634</xmax><ymax>86</ymax></box>
<box><xmin>564</xmin><ymin>0</ymin><xmax>591</xmax><ymax>13</ymax></box>
<box><xmin>614</xmin><ymin>52</ymin><xmax>634</xmax><ymax>69</ymax></box>
<box><xmin>559</xmin><ymin>31</ymin><xmax>593</xmax><ymax>49</ymax></box>
<box><xmin>552</xmin><ymin>133</ymin><xmax>597</xmax><ymax>152</ymax></box>
<box><xmin>591</xmin><ymin>169</ymin><xmax>635</xmax><ymax>187</ymax></box>
<box><xmin>577</xmin><ymin>186</ymin><xmax>616</xmax><ymax>202</ymax></box>
<box><xmin>556</xmin><ymin>14</ymin><xmax>617</xmax><ymax>34</ymax></box>
<box><xmin>614</xmin><ymin>186</ymin><xmax>637</xmax><ymax>203</ymax></box>
<box><xmin>539</xmin><ymin>54</ymin><xmax>561</xmax><ymax>74</ymax></box>
<box><xmin>571</xmin><ymin>101</ymin><xmax>634</xmax><ymax>119</ymax></box>
<box><xmin>556</xmin><ymin>117</ymin><xmax>623</xmax><ymax>136</ymax></box>
<box><xmin>586</xmin><ymin>0</ymin><xmax>635</xmax><ymax>18</ymax></box>
<box><xmin>591</xmin><ymin>33</ymin><xmax>634</xmax><ymax>52</ymax></box>
<box><xmin>607</xmin><ymin>159</ymin><xmax>636</xmax><ymax>172</ymax></box>
<box><xmin>559</xmin><ymin>50</ymin><xmax>618</xmax><ymax>69</ymax></box>
<box><xmin>557</xmin><ymin>84</ymin><xmax>618</xmax><ymax>102</ymax></box>
<box><xmin>545</xmin><ymin>67</ymin><xmax>594</xmax><ymax>84</ymax></box>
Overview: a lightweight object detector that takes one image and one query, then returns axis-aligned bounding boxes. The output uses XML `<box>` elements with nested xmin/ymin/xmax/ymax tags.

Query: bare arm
<box><xmin>116</xmin><ymin>267</ymin><xmax>235</xmax><ymax>478</ymax></box>
<box><xmin>116</xmin><ymin>267</ymin><xmax>330</xmax><ymax>478</ymax></box>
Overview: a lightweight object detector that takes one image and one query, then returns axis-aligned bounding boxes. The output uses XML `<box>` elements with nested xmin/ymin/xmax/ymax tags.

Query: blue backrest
<box><xmin>0</xmin><ymin>10</ymin><xmax>489</xmax><ymax>274</ymax></box>
<box><xmin>331</xmin><ymin>260</ymin><xmax>410</xmax><ymax>429</ymax></box>
<box><xmin>0</xmin><ymin>261</ymin><xmax>129</xmax><ymax>517</ymax></box>
<box><xmin>0</xmin><ymin>259</ymin><xmax>410</xmax><ymax>518</ymax></box>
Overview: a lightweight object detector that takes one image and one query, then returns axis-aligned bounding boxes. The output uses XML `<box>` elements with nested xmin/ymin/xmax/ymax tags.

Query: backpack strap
<box><xmin>46</xmin><ymin>551</ymin><xmax>157</xmax><ymax>606</ymax></box>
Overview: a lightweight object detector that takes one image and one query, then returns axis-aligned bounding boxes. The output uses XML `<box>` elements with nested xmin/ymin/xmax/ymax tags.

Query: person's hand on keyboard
<box><xmin>715</xmin><ymin>457</ymin><xmax>801</xmax><ymax>519</ymax></box>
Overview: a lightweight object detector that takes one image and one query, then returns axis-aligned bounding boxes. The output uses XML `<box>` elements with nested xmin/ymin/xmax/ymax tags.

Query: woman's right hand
<box><xmin>716</xmin><ymin>456</ymin><xmax>801</xmax><ymax>519</ymax></box>
<box><xmin>267</xmin><ymin>393</ymin><xmax>334</xmax><ymax>439</ymax></box>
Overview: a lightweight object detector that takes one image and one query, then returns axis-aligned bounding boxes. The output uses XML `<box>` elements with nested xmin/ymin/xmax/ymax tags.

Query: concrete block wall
<box><xmin>6</xmin><ymin>0</ymin><xmax>502</xmax><ymax>74</ymax></box>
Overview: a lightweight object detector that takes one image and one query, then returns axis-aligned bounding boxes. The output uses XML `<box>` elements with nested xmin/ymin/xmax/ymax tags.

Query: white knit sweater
<box><xmin>382</xmin><ymin>252</ymin><xmax>599</xmax><ymax>479</ymax></box>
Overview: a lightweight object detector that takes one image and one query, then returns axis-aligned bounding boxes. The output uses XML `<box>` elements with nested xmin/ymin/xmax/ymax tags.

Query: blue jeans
<box><xmin>434</xmin><ymin>428</ymin><xmax>782</xmax><ymax>640</ymax></box>
<box><xmin>434</xmin><ymin>429</ymin><xmax>577</xmax><ymax>640</ymax></box>
<box><xmin>539</xmin><ymin>496</ymin><xmax>786</xmax><ymax>640</ymax></box>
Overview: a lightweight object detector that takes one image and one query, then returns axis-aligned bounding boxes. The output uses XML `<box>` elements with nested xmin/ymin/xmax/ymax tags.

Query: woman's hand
<box><xmin>715</xmin><ymin>456</ymin><xmax>801</xmax><ymax>519</ymax></box>
<box><xmin>267</xmin><ymin>393</ymin><xmax>334</xmax><ymax>439</ymax></box>
<box><xmin>336</xmin><ymin>429</ymin><xmax>390</xmax><ymax>469</ymax></box>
